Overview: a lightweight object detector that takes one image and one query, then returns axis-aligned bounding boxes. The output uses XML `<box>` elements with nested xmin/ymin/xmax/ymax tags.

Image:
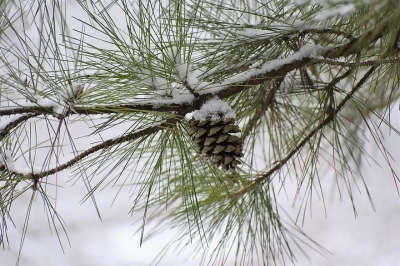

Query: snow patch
<box><xmin>34</xmin><ymin>95</ymin><xmax>65</xmax><ymax>115</ymax></box>
<box><xmin>200</xmin><ymin>44</ymin><xmax>328</xmax><ymax>95</ymax></box>
<box><xmin>0</xmin><ymin>149</ymin><xmax>16</xmax><ymax>171</ymax></box>
<box><xmin>193</xmin><ymin>97</ymin><xmax>235</xmax><ymax>122</ymax></box>
<box><xmin>176</xmin><ymin>63</ymin><xmax>188</xmax><ymax>80</ymax></box>
<box><xmin>0</xmin><ymin>147</ymin><xmax>65</xmax><ymax>175</ymax></box>
<box><xmin>315</xmin><ymin>4</ymin><xmax>356</xmax><ymax>20</ymax></box>
<box><xmin>233</xmin><ymin>28</ymin><xmax>274</xmax><ymax>38</ymax></box>
<box><xmin>178</xmin><ymin>64</ymin><xmax>211</xmax><ymax>91</ymax></box>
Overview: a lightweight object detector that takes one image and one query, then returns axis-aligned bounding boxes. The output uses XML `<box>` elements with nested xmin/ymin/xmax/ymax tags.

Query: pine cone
<box><xmin>189</xmin><ymin>114</ymin><xmax>243</xmax><ymax>171</ymax></box>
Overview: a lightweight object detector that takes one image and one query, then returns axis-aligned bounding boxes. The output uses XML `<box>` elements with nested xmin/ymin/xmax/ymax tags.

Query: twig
<box><xmin>241</xmin><ymin>77</ymin><xmax>283</xmax><ymax>140</ymax></box>
<box><xmin>1</xmin><ymin>119</ymin><xmax>179</xmax><ymax>181</ymax></box>
<box><xmin>312</xmin><ymin>58</ymin><xmax>400</xmax><ymax>67</ymax></box>
<box><xmin>324</xmin><ymin>19</ymin><xmax>390</xmax><ymax>58</ymax></box>
<box><xmin>216</xmin><ymin>57</ymin><xmax>315</xmax><ymax>99</ymax></box>
<box><xmin>0</xmin><ymin>114</ymin><xmax>39</xmax><ymax>138</ymax></box>
<box><xmin>0</xmin><ymin>106</ymin><xmax>55</xmax><ymax>116</ymax></box>
<box><xmin>295</xmin><ymin>28</ymin><xmax>355</xmax><ymax>41</ymax></box>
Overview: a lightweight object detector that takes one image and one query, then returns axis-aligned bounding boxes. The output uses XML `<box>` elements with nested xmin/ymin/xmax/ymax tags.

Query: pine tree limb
<box><xmin>231</xmin><ymin>66</ymin><xmax>377</xmax><ymax>200</ymax></box>
<box><xmin>0</xmin><ymin>118</ymin><xmax>179</xmax><ymax>183</ymax></box>
<box><xmin>324</xmin><ymin>18</ymin><xmax>392</xmax><ymax>58</ymax></box>
<box><xmin>0</xmin><ymin>114</ymin><xmax>38</xmax><ymax>137</ymax></box>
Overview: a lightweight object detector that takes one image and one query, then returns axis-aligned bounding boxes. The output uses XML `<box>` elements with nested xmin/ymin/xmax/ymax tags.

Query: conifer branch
<box><xmin>0</xmin><ymin>113</ymin><xmax>38</xmax><ymax>137</ymax></box>
<box><xmin>0</xmin><ymin>55</ymin><xmax>316</xmax><ymax>119</ymax></box>
<box><xmin>312</xmin><ymin>58</ymin><xmax>400</xmax><ymax>67</ymax></box>
<box><xmin>1</xmin><ymin>1</ymin><xmax>399</xmax><ymax>263</ymax></box>
<box><xmin>231</xmin><ymin>66</ymin><xmax>377</xmax><ymax>200</ymax></box>
<box><xmin>324</xmin><ymin>18</ymin><xmax>393</xmax><ymax>58</ymax></box>
<box><xmin>0</xmin><ymin>38</ymin><xmax>393</xmax><ymax>189</ymax></box>
<box><xmin>241</xmin><ymin>77</ymin><xmax>283</xmax><ymax>140</ymax></box>
<box><xmin>0</xmin><ymin>118</ymin><xmax>179</xmax><ymax>182</ymax></box>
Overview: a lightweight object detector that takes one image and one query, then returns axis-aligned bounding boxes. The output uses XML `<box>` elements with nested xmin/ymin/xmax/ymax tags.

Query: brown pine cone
<box><xmin>189</xmin><ymin>114</ymin><xmax>243</xmax><ymax>171</ymax></box>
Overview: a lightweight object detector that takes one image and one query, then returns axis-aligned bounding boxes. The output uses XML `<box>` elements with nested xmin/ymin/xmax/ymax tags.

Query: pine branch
<box><xmin>0</xmin><ymin>118</ymin><xmax>179</xmax><ymax>184</ymax></box>
<box><xmin>231</xmin><ymin>66</ymin><xmax>377</xmax><ymax>200</ymax></box>
<box><xmin>0</xmin><ymin>44</ymin><xmax>393</xmax><ymax>187</ymax></box>
<box><xmin>1</xmin><ymin>1</ymin><xmax>399</xmax><ymax>264</ymax></box>
<box><xmin>324</xmin><ymin>18</ymin><xmax>393</xmax><ymax>58</ymax></box>
<box><xmin>240</xmin><ymin>77</ymin><xmax>283</xmax><ymax>140</ymax></box>
<box><xmin>0</xmin><ymin>113</ymin><xmax>38</xmax><ymax>137</ymax></box>
<box><xmin>312</xmin><ymin>58</ymin><xmax>400</xmax><ymax>67</ymax></box>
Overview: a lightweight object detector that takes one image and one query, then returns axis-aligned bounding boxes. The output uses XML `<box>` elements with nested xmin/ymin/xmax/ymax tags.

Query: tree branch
<box><xmin>0</xmin><ymin>114</ymin><xmax>39</xmax><ymax>137</ymax></box>
<box><xmin>216</xmin><ymin>57</ymin><xmax>314</xmax><ymax>99</ymax></box>
<box><xmin>241</xmin><ymin>77</ymin><xmax>284</xmax><ymax>140</ymax></box>
<box><xmin>311</xmin><ymin>58</ymin><xmax>400</xmax><ymax>67</ymax></box>
<box><xmin>0</xmin><ymin>57</ymin><xmax>317</xmax><ymax>119</ymax></box>
<box><xmin>324</xmin><ymin>19</ymin><xmax>391</xmax><ymax>58</ymax></box>
<box><xmin>0</xmin><ymin>106</ymin><xmax>55</xmax><ymax>116</ymax></box>
<box><xmin>0</xmin><ymin>118</ymin><xmax>179</xmax><ymax>182</ymax></box>
<box><xmin>0</xmin><ymin>26</ymin><xmax>389</xmax><ymax>186</ymax></box>
<box><xmin>231</xmin><ymin>66</ymin><xmax>377</xmax><ymax>200</ymax></box>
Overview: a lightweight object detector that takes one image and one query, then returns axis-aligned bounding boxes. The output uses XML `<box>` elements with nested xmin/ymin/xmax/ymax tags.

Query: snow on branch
<box><xmin>200</xmin><ymin>44</ymin><xmax>329</xmax><ymax>95</ymax></box>
<box><xmin>0</xmin><ymin>147</ymin><xmax>46</xmax><ymax>175</ymax></box>
<box><xmin>0</xmin><ymin>148</ymin><xmax>15</xmax><ymax>172</ymax></box>
<box><xmin>0</xmin><ymin>45</ymin><xmax>327</xmax><ymax>118</ymax></box>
